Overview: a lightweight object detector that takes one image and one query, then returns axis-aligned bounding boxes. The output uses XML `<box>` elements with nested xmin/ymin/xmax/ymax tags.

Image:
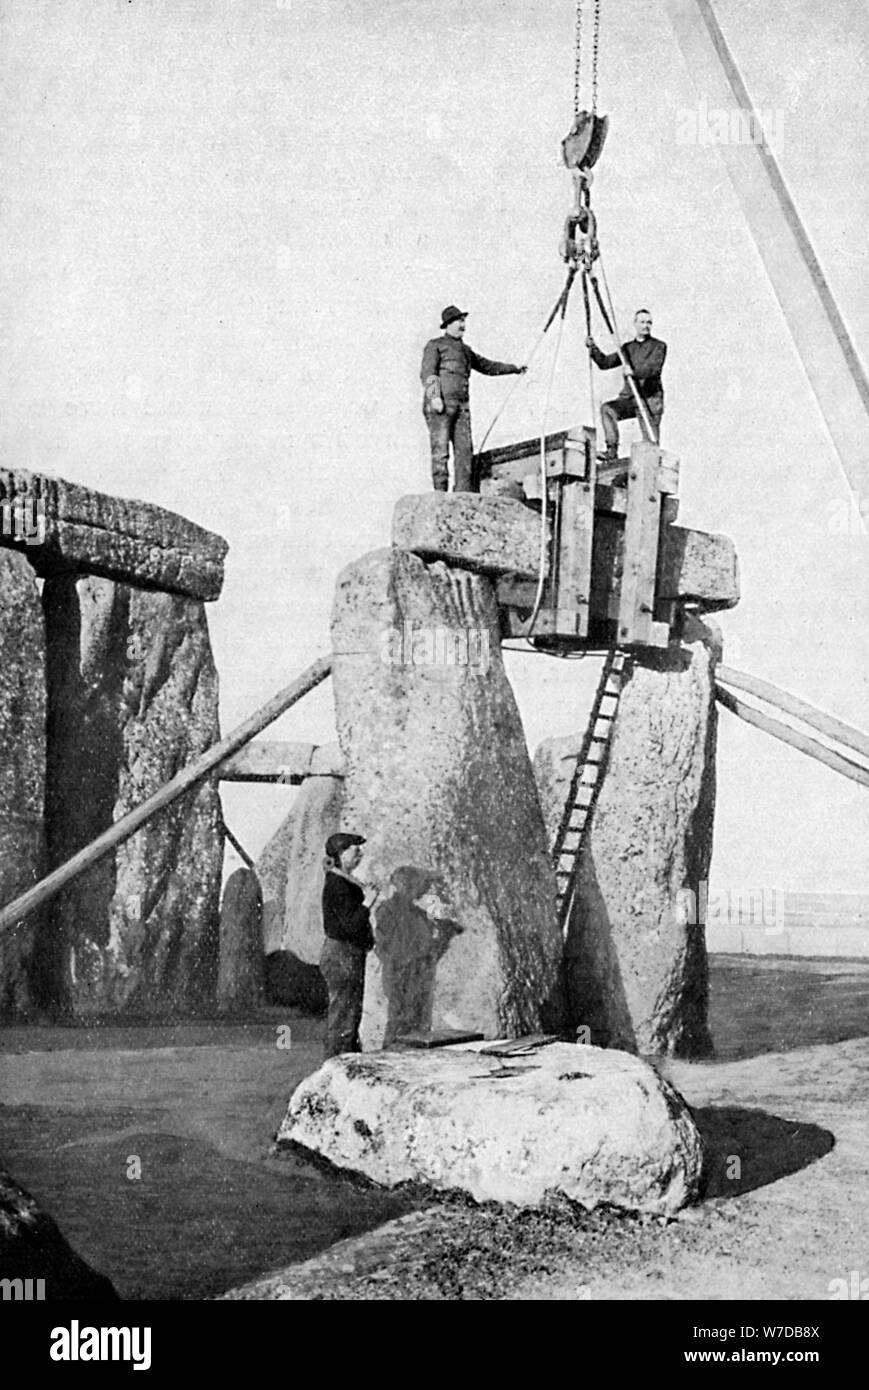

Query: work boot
<box><xmin>597</xmin><ymin>445</ymin><xmax>618</xmax><ymax>466</ymax></box>
<box><xmin>432</xmin><ymin>475</ymin><xmax>448</xmax><ymax>492</ymax></box>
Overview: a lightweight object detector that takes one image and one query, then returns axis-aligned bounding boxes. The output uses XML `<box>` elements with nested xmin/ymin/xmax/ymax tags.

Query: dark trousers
<box><xmin>600</xmin><ymin>393</ymin><xmax>663</xmax><ymax>451</ymax></box>
<box><xmin>425</xmin><ymin>400</ymin><xmax>475</xmax><ymax>492</ymax></box>
<box><xmin>319</xmin><ymin>937</ymin><xmax>366</xmax><ymax>1058</ymax></box>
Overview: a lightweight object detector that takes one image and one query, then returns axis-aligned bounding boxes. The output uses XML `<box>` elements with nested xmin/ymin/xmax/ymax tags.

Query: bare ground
<box><xmin>1</xmin><ymin>955</ymin><xmax>867</xmax><ymax>1300</ymax></box>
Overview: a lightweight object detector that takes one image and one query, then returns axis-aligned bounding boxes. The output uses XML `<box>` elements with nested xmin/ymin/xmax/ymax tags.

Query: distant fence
<box><xmin>706</xmin><ymin>892</ymin><xmax>869</xmax><ymax>959</ymax></box>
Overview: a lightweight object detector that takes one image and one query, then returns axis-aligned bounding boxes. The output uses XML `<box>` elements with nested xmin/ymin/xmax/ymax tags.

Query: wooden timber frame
<box><xmin>480</xmin><ymin>427</ymin><xmax>680</xmax><ymax>651</ymax></box>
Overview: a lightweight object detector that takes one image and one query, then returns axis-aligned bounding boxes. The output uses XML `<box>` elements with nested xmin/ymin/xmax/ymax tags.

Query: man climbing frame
<box><xmin>587</xmin><ymin>309</ymin><xmax>667</xmax><ymax>463</ymax></box>
<box><xmin>420</xmin><ymin>305</ymin><xmax>525</xmax><ymax>493</ymax></box>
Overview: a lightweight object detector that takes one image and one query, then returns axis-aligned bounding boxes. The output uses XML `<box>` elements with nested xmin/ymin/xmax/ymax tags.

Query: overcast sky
<box><xmin>2</xmin><ymin>0</ymin><xmax>867</xmax><ymax>893</ymax></box>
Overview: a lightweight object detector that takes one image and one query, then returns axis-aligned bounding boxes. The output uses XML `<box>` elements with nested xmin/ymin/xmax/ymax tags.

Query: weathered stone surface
<box><xmin>534</xmin><ymin>620</ymin><xmax>718</xmax><ymax>1056</ymax></box>
<box><xmin>479</xmin><ymin>475</ymin><xmax>525</xmax><ymax>501</ymax></box>
<box><xmin>0</xmin><ymin>1164</ymin><xmax>118</xmax><ymax>1299</ymax></box>
<box><xmin>256</xmin><ymin>776</ymin><xmax>345</xmax><ymax>959</ymax></box>
<box><xmin>217</xmin><ymin>868</ymin><xmax>265</xmax><ymax>1013</ymax></box>
<box><xmin>392</xmin><ymin>494</ymin><xmax>544</xmax><ymax>580</ymax></box>
<box><xmin>280</xmin><ymin>1043</ymin><xmax>704</xmax><ymax>1214</ymax></box>
<box><xmin>658</xmin><ymin>526</ymin><xmax>740</xmax><ymax>611</ymax></box>
<box><xmin>0</xmin><ymin>552</ymin><xmax>47</xmax><ymax>1019</ymax></box>
<box><xmin>0</xmin><ymin>466</ymin><xmax>227</xmax><ymax>600</ymax></box>
<box><xmin>42</xmin><ymin>574</ymin><xmax>224</xmax><ymax>1017</ymax></box>
<box><xmin>331</xmin><ymin>547</ymin><xmax>565</xmax><ymax>1047</ymax></box>
<box><xmin>264</xmin><ymin>950</ymin><xmax>328</xmax><ymax>1013</ymax></box>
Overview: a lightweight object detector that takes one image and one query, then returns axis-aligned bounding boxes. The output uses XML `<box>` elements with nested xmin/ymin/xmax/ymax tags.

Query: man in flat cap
<box><xmin>320</xmin><ymin>832</ymin><xmax>380</xmax><ymax>1058</ymax></box>
<box><xmin>420</xmin><ymin>305</ymin><xmax>525</xmax><ymax>493</ymax></box>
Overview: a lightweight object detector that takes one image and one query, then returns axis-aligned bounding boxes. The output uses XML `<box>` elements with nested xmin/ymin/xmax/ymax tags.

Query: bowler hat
<box><xmin>325</xmin><ymin>831</ymin><xmax>366</xmax><ymax>860</ymax></box>
<box><xmin>440</xmin><ymin>304</ymin><xmax>467</xmax><ymax>328</ymax></box>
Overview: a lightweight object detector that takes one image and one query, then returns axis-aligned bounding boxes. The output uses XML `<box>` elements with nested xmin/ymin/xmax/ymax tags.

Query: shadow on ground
<box><xmin>708</xmin><ymin>955</ymin><xmax>869</xmax><ymax>1060</ymax></box>
<box><xmin>693</xmin><ymin>1105</ymin><xmax>834</xmax><ymax>1198</ymax></box>
<box><xmin>0</xmin><ymin>1104</ymin><xmax>419</xmax><ymax>1300</ymax></box>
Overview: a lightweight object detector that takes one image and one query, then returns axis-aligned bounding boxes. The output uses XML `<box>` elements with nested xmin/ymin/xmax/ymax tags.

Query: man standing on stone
<box><xmin>420</xmin><ymin>305</ymin><xmax>525</xmax><ymax>493</ymax></box>
<box><xmin>587</xmin><ymin>309</ymin><xmax>667</xmax><ymax>463</ymax></box>
<box><xmin>320</xmin><ymin>832</ymin><xmax>379</xmax><ymax>1058</ymax></box>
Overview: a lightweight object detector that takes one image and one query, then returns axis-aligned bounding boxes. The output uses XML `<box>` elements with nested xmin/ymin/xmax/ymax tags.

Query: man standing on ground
<box><xmin>587</xmin><ymin>309</ymin><xmax>667</xmax><ymax>463</ymax></box>
<box><xmin>420</xmin><ymin>305</ymin><xmax>525</xmax><ymax>493</ymax></box>
<box><xmin>320</xmin><ymin>832</ymin><xmax>380</xmax><ymax>1058</ymax></box>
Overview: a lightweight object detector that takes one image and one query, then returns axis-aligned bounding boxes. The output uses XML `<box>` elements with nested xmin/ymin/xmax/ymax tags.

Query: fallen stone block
<box><xmin>392</xmin><ymin>493</ymin><xmax>544</xmax><ymax>580</ymax></box>
<box><xmin>264</xmin><ymin>950</ymin><xmax>328</xmax><ymax>1013</ymax></box>
<box><xmin>0</xmin><ymin>1164</ymin><xmax>118</xmax><ymax>1299</ymax></box>
<box><xmin>280</xmin><ymin>1042</ymin><xmax>704</xmax><ymax>1215</ymax></box>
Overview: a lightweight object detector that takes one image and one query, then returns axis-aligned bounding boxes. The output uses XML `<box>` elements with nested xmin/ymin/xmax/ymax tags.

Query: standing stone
<box><xmin>217</xmin><ymin>867</ymin><xmax>265</xmax><ymax>1013</ymax></box>
<box><xmin>42</xmin><ymin>574</ymin><xmax>223</xmax><ymax>1017</ymax></box>
<box><xmin>331</xmin><ymin>547</ymin><xmax>565</xmax><ymax>1048</ymax></box>
<box><xmin>0</xmin><ymin>551</ymin><xmax>47</xmax><ymax>1019</ymax></box>
<box><xmin>256</xmin><ymin>776</ymin><xmax>345</xmax><ymax>958</ymax></box>
<box><xmin>534</xmin><ymin>619</ymin><xmax>718</xmax><ymax>1056</ymax></box>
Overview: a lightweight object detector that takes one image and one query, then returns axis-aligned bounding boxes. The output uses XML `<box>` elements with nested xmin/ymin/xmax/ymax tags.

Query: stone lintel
<box><xmin>657</xmin><ymin>525</ymin><xmax>740</xmax><ymax>611</ymax></box>
<box><xmin>0</xmin><ymin>467</ymin><xmax>227</xmax><ymax>601</ymax></box>
<box><xmin>219</xmin><ymin>740</ymin><xmax>343</xmax><ymax>783</ymax></box>
<box><xmin>393</xmin><ymin>493</ymin><xmax>738</xmax><ymax>615</ymax></box>
<box><xmin>392</xmin><ymin>493</ymin><xmax>544</xmax><ymax>581</ymax></box>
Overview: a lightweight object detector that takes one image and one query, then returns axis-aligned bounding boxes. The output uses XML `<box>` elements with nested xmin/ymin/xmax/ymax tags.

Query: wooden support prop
<box><xmin>222</xmin><ymin>820</ymin><xmax>255</xmax><ymax>869</ymax></box>
<box><xmin>715</xmin><ymin>684</ymin><xmax>869</xmax><ymax>789</ymax></box>
<box><xmin>617</xmin><ymin>440</ymin><xmax>668</xmax><ymax>647</ymax></box>
<box><xmin>0</xmin><ymin>655</ymin><xmax>332</xmax><ymax>937</ymax></box>
<box><xmin>717</xmin><ymin>666</ymin><xmax>869</xmax><ymax>763</ymax></box>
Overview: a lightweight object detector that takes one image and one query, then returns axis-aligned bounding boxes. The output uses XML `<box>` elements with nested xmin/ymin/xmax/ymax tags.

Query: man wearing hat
<box><xmin>320</xmin><ymin>832</ymin><xmax>380</xmax><ymax>1058</ymax></box>
<box><xmin>420</xmin><ymin>306</ymin><xmax>525</xmax><ymax>493</ymax></box>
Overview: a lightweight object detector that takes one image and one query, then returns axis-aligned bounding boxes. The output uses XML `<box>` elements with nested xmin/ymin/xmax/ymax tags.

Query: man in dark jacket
<box><xmin>587</xmin><ymin>309</ymin><xmax>667</xmax><ymax>462</ymax></box>
<box><xmin>320</xmin><ymin>832</ymin><xmax>379</xmax><ymax>1058</ymax></box>
<box><xmin>420</xmin><ymin>305</ymin><xmax>525</xmax><ymax>493</ymax></box>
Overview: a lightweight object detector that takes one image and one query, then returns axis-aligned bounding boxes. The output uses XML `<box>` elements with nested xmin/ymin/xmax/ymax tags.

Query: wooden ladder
<box><xmin>552</xmin><ymin>647</ymin><xmax>627</xmax><ymax>935</ymax></box>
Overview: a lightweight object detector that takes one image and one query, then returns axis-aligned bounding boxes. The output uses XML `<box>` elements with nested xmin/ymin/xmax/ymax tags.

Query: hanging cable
<box><xmin>525</xmin><ymin>275</ymin><xmax>576</xmax><ymax>644</ymax></box>
<box><xmin>573</xmin><ymin>0</ymin><xmax>584</xmax><ymax>119</ymax></box>
<box><xmin>591</xmin><ymin>0</ymin><xmax>601</xmax><ymax>113</ymax></box>
<box><xmin>580</xmin><ymin>269</ymin><xmax>597</xmax><ymax>433</ymax></box>
<box><xmin>588</xmin><ymin>267</ymin><xmax>613</xmax><ymax>334</ymax></box>
<box><xmin>475</xmin><ymin>270</ymin><xmax>577</xmax><ymax>459</ymax></box>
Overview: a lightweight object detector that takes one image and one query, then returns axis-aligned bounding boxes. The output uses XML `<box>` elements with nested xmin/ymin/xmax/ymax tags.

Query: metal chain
<box><xmin>591</xmin><ymin>0</ymin><xmax>601</xmax><ymax>112</ymax></box>
<box><xmin>573</xmin><ymin>0</ymin><xmax>583</xmax><ymax>118</ymax></box>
